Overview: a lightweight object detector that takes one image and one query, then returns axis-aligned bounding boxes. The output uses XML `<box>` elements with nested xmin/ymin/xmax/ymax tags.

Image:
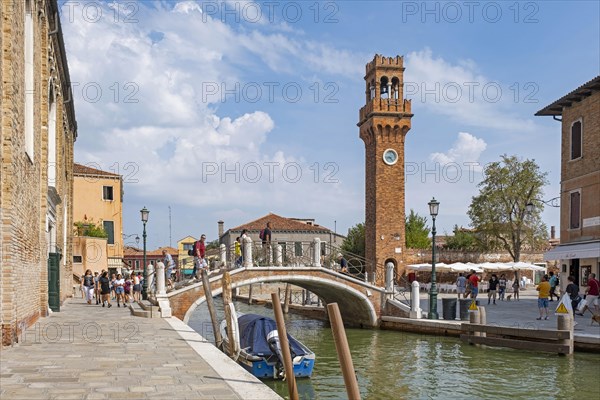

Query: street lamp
<box><xmin>140</xmin><ymin>207</ymin><xmax>150</xmax><ymax>300</ymax></box>
<box><xmin>526</xmin><ymin>196</ymin><xmax>560</xmax><ymax>213</ymax></box>
<box><xmin>428</xmin><ymin>197</ymin><xmax>440</xmax><ymax>320</ymax></box>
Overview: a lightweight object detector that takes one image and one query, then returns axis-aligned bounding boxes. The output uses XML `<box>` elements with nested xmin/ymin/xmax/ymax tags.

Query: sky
<box><xmin>59</xmin><ymin>0</ymin><xmax>600</xmax><ymax>249</ymax></box>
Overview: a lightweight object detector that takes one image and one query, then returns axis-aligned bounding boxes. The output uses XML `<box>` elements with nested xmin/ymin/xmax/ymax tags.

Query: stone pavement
<box><xmin>0</xmin><ymin>298</ymin><xmax>281</xmax><ymax>400</ymax></box>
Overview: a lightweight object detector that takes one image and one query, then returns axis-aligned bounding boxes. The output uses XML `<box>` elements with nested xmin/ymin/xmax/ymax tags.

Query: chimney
<box><xmin>550</xmin><ymin>226</ymin><xmax>555</xmax><ymax>239</ymax></box>
<box><xmin>218</xmin><ymin>220</ymin><xmax>224</xmax><ymax>238</ymax></box>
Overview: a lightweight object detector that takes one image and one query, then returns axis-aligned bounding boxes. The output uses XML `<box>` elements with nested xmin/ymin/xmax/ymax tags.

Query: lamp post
<box><xmin>428</xmin><ymin>198</ymin><xmax>440</xmax><ymax>320</ymax></box>
<box><xmin>140</xmin><ymin>207</ymin><xmax>150</xmax><ymax>300</ymax></box>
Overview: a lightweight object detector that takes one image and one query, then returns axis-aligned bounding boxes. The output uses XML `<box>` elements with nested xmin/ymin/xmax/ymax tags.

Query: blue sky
<box><xmin>60</xmin><ymin>1</ymin><xmax>600</xmax><ymax>249</ymax></box>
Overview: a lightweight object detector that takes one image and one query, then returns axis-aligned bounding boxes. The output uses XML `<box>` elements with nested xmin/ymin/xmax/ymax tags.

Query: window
<box><xmin>571</xmin><ymin>120</ymin><xmax>582</xmax><ymax>160</ymax></box>
<box><xmin>569</xmin><ymin>191</ymin><xmax>581</xmax><ymax>229</ymax></box>
<box><xmin>183</xmin><ymin>243</ymin><xmax>194</xmax><ymax>251</ymax></box>
<box><xmin>103</xmin><ymin>186</ymin><xmax>114</xmax><ymax>201</ymax></box>
<box><xmin>103</xmin><ymin>221</ymin><xmax>115</xmax><ymax>244</ymax></box>
<box><xmin>24</xmin><ymin>0</ymin><xmax>34</xmax><ymax>160</ymax></box>
<box><xmin>295</xmin><ymin>242</ymin><xmax>303</xmax><ymax>257</ymax></box>
<box><xmin>73</xmin><ymin>255</ymin><xmax>83</xmax><ymax>263</ymax></box>
<box><xmin>135</xmin><ymin>260</ymin><xmax>140</xmax><ymax>269</ymax></box>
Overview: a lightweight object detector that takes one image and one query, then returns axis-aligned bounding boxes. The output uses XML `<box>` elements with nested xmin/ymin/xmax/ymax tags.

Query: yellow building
<box><xmin>72</xmin><ymin>164</ymin><xmax>124</xmax><ymax>276</ymax></box>
<box><xmin>177</xmin><ymin>235</ymin><xmax>197</xmax><ymax>270</ymax></box>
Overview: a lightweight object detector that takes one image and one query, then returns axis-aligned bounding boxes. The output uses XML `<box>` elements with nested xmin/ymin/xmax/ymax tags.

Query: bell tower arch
<box><xmin>358</xmin><ymin>55</ymin><xmax>413</xmax><ymax>285</ymax></box>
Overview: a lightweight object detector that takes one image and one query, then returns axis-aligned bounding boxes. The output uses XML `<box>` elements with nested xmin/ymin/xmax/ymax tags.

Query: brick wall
<box><xmin>1</xmin><ymin>0</ymin><xmax>76</xmax><ymax>346</ymax></box>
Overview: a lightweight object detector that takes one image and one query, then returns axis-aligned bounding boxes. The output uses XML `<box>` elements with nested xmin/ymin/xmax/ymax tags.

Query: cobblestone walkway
<box><xmin>0</xmin><ymin>298</ymin><xmax>280</xmax><ymax>400</ymax></box>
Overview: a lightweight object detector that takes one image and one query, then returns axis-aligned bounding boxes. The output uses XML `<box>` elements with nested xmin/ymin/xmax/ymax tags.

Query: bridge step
<box><xmin>129</xmin><ymin>301</ymin><xmax>161</xmax><ymax>318</ymax></box>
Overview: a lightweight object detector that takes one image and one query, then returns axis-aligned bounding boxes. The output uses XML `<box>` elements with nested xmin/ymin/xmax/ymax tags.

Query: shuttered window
<box><xmin>571</xmin><ymin>120</ymin><xmax>582</xmax><ymax>160</ymax></box>
<box><xmin>570</xmin><ymin>191</ymin><xmax>580</xmax><ymax>229</ymax></box>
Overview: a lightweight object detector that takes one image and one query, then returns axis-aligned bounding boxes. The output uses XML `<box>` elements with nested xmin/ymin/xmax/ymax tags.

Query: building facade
<box><xmin>72</xmin><ymin>163</ymin><xmax>123</xmax><ymax>276</ymax></box>
<box><xmin>1</xmin><ymin>0</ymin><xmax>77</xmax><ymax>345</ymax></box>
<box><xmin>123</xmin><ymin>246</ymin><xmax>178</xmax><ymax>273</ymax></box>
<box><xmin>358</xmin><ymin>55</ymin><xmax>413</xmax><ymax>282</ymax></box>
<box><xmin>538</xmin><ymin>76</ymin><xmax>600</xmax><ymax>288</ymax></box>
<box><xmin>177</xmin><ymin>235</ymin><xmax>196</xmax><ymax>270</ymax></box>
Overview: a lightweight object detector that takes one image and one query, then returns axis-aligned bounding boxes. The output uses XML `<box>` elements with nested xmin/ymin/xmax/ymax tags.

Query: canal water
<box><xmin>188</xmin><ymin>300</ymin><xmax>600</xmax><ymax>400</ymax></box>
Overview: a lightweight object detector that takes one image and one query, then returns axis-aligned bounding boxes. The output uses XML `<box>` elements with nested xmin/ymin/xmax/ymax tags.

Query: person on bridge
<box><xmin>193</xmin><ymin>234</ymin><xmax>207</xmax><ymax>279</ymax></box>
<box><xmin>163</xmin><ymin>249</ymin><xmax>175</xmax><ymax>289</ymax></box>
<box><xmin>337</xmin><ymin>253</ymin><xmax>348</xmax><ymax>273</ymax></box>
<box><xmin>234</xmin><ymin>237</ymin><xmax>242</xmax><ymax>267</ymax></box>
<box><xmin>260</xmin><ymin>222</ymin><xmax>272</xmax><ymax>264</ymax></box>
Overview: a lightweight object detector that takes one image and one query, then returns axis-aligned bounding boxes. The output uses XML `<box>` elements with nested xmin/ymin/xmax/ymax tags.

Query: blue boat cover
<box><xmin>238</xmin><ymin>314</ymin><xmax>309</xmax><ymax>357</ymax></box>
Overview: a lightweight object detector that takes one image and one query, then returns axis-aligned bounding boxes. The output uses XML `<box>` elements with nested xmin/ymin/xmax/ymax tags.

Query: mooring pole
<box><xmin>327</xmin><ymin>303</ymin><xmax>361</xmax><ymax>400</ymax></box>
<box><xmin>270</xmin><ymin>293</ymin><xmax>299</xmax><ymax>400</ymax></box>
<box><xmin>201</xmin><ymin>269</ymin><xmax>222</xmax><ymax>349</ymax></box>
<box><xmin>283</xmin><ymin>284</ymin><xmax>291</xmax><ymax>314</ymax></box>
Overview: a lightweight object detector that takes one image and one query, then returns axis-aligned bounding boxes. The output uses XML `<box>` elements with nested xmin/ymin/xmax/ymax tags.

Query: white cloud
<box><xmin>430</xmin><ymin>132</ymin><xmax>487</xmax><ymax>165</ymax></box>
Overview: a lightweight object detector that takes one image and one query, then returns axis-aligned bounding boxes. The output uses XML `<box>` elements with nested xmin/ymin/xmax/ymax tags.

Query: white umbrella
<box><xmin>407</xmin><ymin>263</ymin><xmax>431</xmax><ymax>271</ymax></box>
<box><xmin>477</xmin><ymin>262</ymin><xmax>514</xmax><ymax>271</ymax></box>
<box><xmin>446</xmin><ymin>262</ymin><xmax>478</xmax><ymax>272</ymax></box>
<box><xmin>506</xmin><ymin>261</ymin><xmax>546</xmax><ymax>271</ymax></box>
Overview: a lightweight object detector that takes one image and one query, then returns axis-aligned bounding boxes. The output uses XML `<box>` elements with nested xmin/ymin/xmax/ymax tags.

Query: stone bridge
<box><xmin>164</xmin><ymin>267</ymin><xmax>392</xmax><ymax>327</ymax></box>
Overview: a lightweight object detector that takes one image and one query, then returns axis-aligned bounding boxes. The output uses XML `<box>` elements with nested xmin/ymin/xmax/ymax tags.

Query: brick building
<box><xmin>123</xmin><ymin>246</ymin><xmax>179</xmax><ymax>274</ymax></box>
<box><xmin>358</xmin><ymin>55</ymin><xmax>413</xmax><ymax>282</ymax></box>
<box><xmin>1</xmin><ymin>1</ymin><xmax>77</xmax><ymax>345</ymax></box>
<box><xmin>538</xmin><ymin>76</ymin><xmax>600</xmax><ymax>287</ymax></box>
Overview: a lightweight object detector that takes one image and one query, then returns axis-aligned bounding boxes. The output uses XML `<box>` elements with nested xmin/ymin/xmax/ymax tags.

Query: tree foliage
<box><xmin>341</xmin><ymin>223</ymin><xmax>365</xmax><ymax>257</ymax></box>
<box><xmin>444</xmin><ymin>225</ymin><xmax>477</xmax><ymax>250</ymax></box>
<box><xmin>74</xmin><ymin>220</ymin><xmax>108</xmax><ymax>238</ymax></box>
<box><xmin>405</xmin><ymin>209</ymin><xmax>431</xmax><ymax>249</ymax></box>
<box><xmin>467</xmin><ymin>155</ymin><xmax>549</xmax><ymax>261</ymax></box>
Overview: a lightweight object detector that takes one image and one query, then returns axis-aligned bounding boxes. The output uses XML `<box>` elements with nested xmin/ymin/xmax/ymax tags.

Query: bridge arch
<box><xmin>168</xmin><ymin>268</ymin><xmax>384</xmax><ymax>328</ymax></box>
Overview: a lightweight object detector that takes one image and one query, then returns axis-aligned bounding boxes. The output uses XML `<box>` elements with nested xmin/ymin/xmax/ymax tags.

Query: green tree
<box><xmin>74</xmin><ymin>220</ymin><xmax>108</xmax><ymax>238</ymax></box>
<box><xmin>341</xmin><ymin>223</ymin><xmax>365</xmax><ymax>257</ymax></box>
<box><xmin>405</xmin><ymin>209</ymin><xmax>431</xmax><ymax>249</ymax></box>
<box><xmin>467</xmin><ymin>155</ymin><xmax>549</xmax><ymax>261</ymax></box>
<box><xmin>445</xmin><ymin>225</ymin><xmax>477</xmax><ymax>250</ymax></box>
<box><xmin>206</xmin><ymin>239</ymin><xmax>220</xmax><ymax>251</ymax></box>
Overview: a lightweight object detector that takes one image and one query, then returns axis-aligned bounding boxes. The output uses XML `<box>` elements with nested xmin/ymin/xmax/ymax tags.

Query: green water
<box><xmin>188</xmin><ymin>301</ymin><xmax>600</xmax><ymax>400</ymax></box>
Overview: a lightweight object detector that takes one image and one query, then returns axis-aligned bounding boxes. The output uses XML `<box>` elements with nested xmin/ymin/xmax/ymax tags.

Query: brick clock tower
<box><xmin>358</xmin><ymin>55</ymin><xmax>413</xmax><ymax>284</ymax></box>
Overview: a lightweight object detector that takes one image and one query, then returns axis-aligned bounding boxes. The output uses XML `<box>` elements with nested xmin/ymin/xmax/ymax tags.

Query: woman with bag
<box><xmin>82</xmin><ymin>269</ymin><xmax>95</xmax><ymax>304</ymax></box>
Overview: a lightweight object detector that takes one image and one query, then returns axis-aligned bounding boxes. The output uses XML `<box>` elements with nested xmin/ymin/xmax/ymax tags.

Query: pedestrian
<box><xmin>193</xmin><ymin>234</ymin><xmax>207</xmax><ymax>279</ymax></box>
<box><xmin>80</xmin><ymin>274</ymin><xmax>85</xmax><ymax>299</ymax></box>
<box><xmin>548</xmin><ymin>271</ymin><xmax>560</xmax><ymax>301</ymax></box>
<box><xmin>456</xmin><ymin>273</ymin><xmax>467</xmax><ymax>299</ymax></box>
<box><xmin>260</xmin><ymin>222</ymin><xmax>272</xmax><ymax>264</ymax></box>
<box><xmin>114</xmin><ymin>273</ymin><xmax>125</xmax><ymax>307</ymax></box>
<box><xmin>577</xmin><ymin>273</ymin><xmax>599</xmax><ymax>316</ymax></box>
<box><xmin>464</xmin><ymin>272</ymin><xmax>472</xmax><ymax>299</ymax></box>
<box><xmin>99</xmin><ymin>271</ymin><xmax>112</xmax><ymax>308</ymax></box>
<box><xmin>132</xmin><ymin>272</ymin><xmax>141</xmax><ymax>302</ymax></box>
<box><xmin>498</xmin><ymin>273</ymin><xmax>507</xmax><ymax>301</ymax></box>
<box><xmin>162</xmin><ymin>249</ymin><xmax>175</xmax><ymax>289</ymax></box>
<box><xmin>82</xmin><ymin>269</ymin><xmax>95</xmax><ymax>304</ymax></box>
<box><xmin>94</xmin><ymin>271</ymin><xmax>101</xmax><ymax>304</ymax></box>
<box><xmin>124</xmin><ymin>274</ymin><xmax>132</xmax><ymax>303</ymax></box>
<box><xmin>488</xmin><ymin>274</ymin><xmax>498</xmax><ymax>305</ymax></box>
<box><xmin>536</xmin><ymin>274</ymin><xmax>551</xmax><ymax>320</ymax></box>
<box><xmin>468</xmin><ymin>270</ymin><xmax>479</xmax><ymax>299</ymax></box>
<box><xmin>337</xmin><ymin>253</ymin><xmax>348</xmax><ymax>273</ymax></box>
<box><xmin>565</xmin><ymin>275</ymin><xmax>581</xmax><ymax>313</ymax></box>
<box><xmin>234</xmin><ymin>237</ymin><xmax>242</xmax><ymax>267</ymax></box>
<box><xmin>110</xmin><ymin>273</ymin><xmax>117</xmax><ymax>300</ymax></box>
<box><xmin>512</xmin><ymin>274</ymin><xmax>520</xmax><ymax>301</ymax></box>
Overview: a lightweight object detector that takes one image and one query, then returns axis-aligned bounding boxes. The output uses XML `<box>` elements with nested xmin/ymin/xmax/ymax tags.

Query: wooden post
<box><xmin>327</xmin><ymin>303</ymin><xmax>361</xmax><ymax>400</ymax></box>
<box><xmin>557</xmin><ymin>314</ymin><xmax>574</xmax><ymax>355</ymax></box>
<box><xmin>479</xmin><ymin>306</ymin><xmax>486</xmax><ymax>338</ymax></box>
<box><xmin>283</xmin><ymin>284</ymin><xmax>291</xmax><ymax>314</ymax></box>
<box><xmin>222</xmin><ymin>271</ymin><xmax>236</xmax><ymax>357</ymax></box>
<box><xmin>248</xmin><ymin>284</ymin><xmax>253</xmax><ymax>305</ymax></box>
<box><xmin>201</xmin><ymin>269</ymin><xmax>223</xmax><ymax>350</ymax></box>
<box><xmin>270</xmin><ymin>293</ymin><xmax>299</xmax><ymax>400</ymax></box>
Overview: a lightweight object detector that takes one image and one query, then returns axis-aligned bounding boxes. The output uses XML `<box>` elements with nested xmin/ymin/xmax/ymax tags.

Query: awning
<box><xmin>544</xmin><ymin>241</ymin><xmax>600</xmax><ymax>261</ymax></box>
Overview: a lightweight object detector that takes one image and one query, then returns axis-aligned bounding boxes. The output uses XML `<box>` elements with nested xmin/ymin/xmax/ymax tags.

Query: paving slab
<box><xmin>0</xmin><ymin>298</ymin><xmax>281</xmax><ymax>399</ymax></box>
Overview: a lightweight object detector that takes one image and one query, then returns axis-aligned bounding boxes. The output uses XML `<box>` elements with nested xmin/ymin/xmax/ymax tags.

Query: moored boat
<box><xmin>220</xmin><ymin>310</ymin><xmax>315</xmax><ymax>379</ymax></box>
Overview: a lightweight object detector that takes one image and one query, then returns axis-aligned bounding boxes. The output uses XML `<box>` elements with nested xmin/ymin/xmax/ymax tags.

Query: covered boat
<box><xmin>220</xmin><ymin>312</ymin><xmax>315</xmax><ymax>379</ymax></box>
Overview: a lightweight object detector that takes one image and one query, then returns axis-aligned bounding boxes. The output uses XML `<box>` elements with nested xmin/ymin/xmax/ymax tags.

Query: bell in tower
<box><xmin>358</xmin><ymin>54</ymin><xmax>413</xmax><ymax>286</ymax></box>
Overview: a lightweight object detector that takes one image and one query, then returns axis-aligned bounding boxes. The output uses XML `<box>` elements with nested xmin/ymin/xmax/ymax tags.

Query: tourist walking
<box><xmin>536</xmin><ymin>275</ymin><xmax>551</xmax><ymax>320</ymax></box>
<box><xmin>193</xmin><ymin>234</ymin><xmax>207</xmax><ymax>279</ymax></box>
<box><xmin>468</xmin><ymin>270</ymin><xmax>479</xmax><ymax>299</ymax></box>
<box><xmin>260</xmin><ymin>222</ymin><xmax>272</xmax><ymax>264</ymax></box>
<box><xmin>577</xmin><ymin>273</ymin><xmax>599</xmax><ymax>316</ymax></box>
<box><xmin>337</xmin><ymin>253</ymin><xmax>348</xmax><ymax>273</ymax></box>
<box><xmin>234</xmin><ymin>237</ymin><xmax>242</xmax><ymax>267</ymax></box>
<box><xmin>512</xmin><ymin>275</ymin><xmax>520</xmax><ymax>301</ymax></box>
<box><xmin>132</xmin><ymin>272</ymin><xmax>141</xmax><ymax>302</ymax></box>
<box><xmin>114</xmin><ymin>274</ymin><xmax>125</xmax><ymax>307</ymax></box>
<box><xmin>110</xmin><ymin>273</ymin><xmax>117</xmax><ymax>300</ymax></box>
<box><xmin>94</xmin><ymin>271</ymin><xmax>101</xmax><ymax>304</ymax></box>
<box><xmin>163</xmin><ymin>249</ymin><xmax>175</xmax><ymax>289</ymax></box>
<box><xmin>565</xmin><ymin>275</ymin><xmax>581</xmax><ymax>312</ymax></box>
<box><xmin>548</xmin><ymin>271</ymin><xmax>560</xmax><ymax>301</ymax></box>
<box><xmin>488</xmin><ymin>274</ymin><xmax>498</xmax><ymax>305</ymax></box>
<box><xmin>456</xmin><ymin>273</ymin><xmax>467</xmax><ymax>299</ymax></box>
<box><xmin>82</xmin><ymin>269</ymin><xmax>95</xmax><ymax>304</ymax></box>
<box><xmin>498</xmin><ymin>273</ymin><xmax>507</xmax><ymax>301</ymax></box>
<box><xmin>99</xmin><ymin>271</ymin><xmax>112</xmax><ymax>308</ymax></box>
<box><xmin>124</xmin><ymin>275</ymin><xmax>132</xmax><ymax>303</ymax></box>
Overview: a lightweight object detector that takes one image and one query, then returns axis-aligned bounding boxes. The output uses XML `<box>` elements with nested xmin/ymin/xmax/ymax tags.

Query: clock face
<box><xmin>383</xmin><ymin>149</ymin><xmax>398</xmax><ymax>165</ymax></box>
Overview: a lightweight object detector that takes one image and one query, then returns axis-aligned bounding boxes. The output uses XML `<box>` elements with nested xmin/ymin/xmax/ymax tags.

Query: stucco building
<box><xmin>1</xmin><ymin>0</ymin><xmax>77</xmax><ymax>345</ymax></box>
<box><xmin>538</xmin><ymin>76</ymin><xmax>600</xmax><ymax>288</ymax></box>
<box><xmin>72</xmin><ymin>163</ymin><xmax>123</xmax><ymax>276</ymax></box>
